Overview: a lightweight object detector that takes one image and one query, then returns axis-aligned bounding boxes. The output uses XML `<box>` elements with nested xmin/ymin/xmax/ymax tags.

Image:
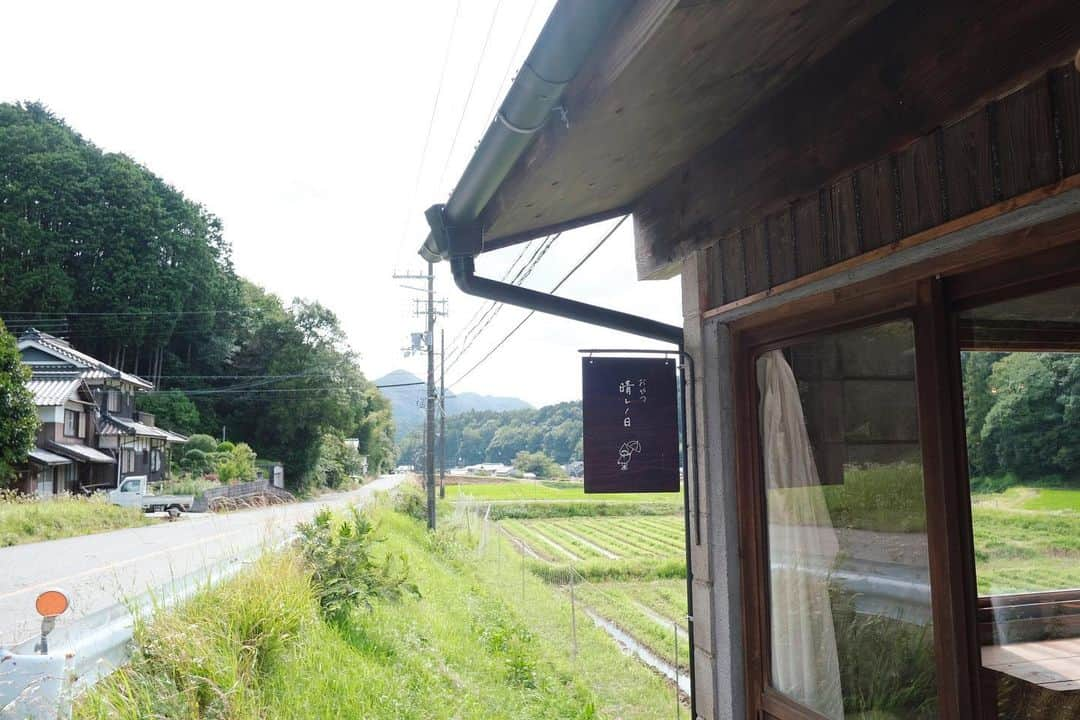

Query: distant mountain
<box><xmin>375</xmin><ymin>369</ymin><xmax>531</xmax><ymax>440</ymax></box>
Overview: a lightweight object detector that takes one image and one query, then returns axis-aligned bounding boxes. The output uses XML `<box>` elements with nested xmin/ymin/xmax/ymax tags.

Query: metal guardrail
<box><xmin>0</xmin><ymin>533</ymin><xmax>298</xmax><ymax>720</ymax></box>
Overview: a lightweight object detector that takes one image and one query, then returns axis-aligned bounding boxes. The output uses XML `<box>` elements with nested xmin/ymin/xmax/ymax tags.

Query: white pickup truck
<box><xmin>108</xmin><ymin>475</ymin><xmax>194</xmax><ymax>514</ymax></box>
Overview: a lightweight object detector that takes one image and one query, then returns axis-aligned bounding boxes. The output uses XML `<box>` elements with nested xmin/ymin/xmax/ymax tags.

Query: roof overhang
<box><xmin>28</xmin><ymin>448</ymin><xmax>75</xmax><ymax>466</ymax></box>
<box><xmin>420</xmin><ymin>0</ymin><xmax>1080</xmax><ymax>280</ymax></box>
<box><xmin>46</xmin><ymin>442</ymin><xmax>116</xmax><ymax>464</ymax></box>
<box><xmin>418</xmin><ymin>0</ymin><xmax>896</xmax><ymax>265</ymax></box>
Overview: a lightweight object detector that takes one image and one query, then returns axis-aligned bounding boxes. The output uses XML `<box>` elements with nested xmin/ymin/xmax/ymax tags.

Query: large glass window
<box><xmin>757</xmin><ymin>319</ymin><xmax>937</xmax><ymax>719</ymax></box>
<box><xmin>959</xmin><ymin>283</ymin><xmax>1080</xmax><ymax>719</ymax></box>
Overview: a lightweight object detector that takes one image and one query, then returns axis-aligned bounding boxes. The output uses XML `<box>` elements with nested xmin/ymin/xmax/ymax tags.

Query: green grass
<box><xmin>971</xmin><ymin>487</ymin><xmax>1080</xmax><ymax>594</ymax></box>
<box><xmin>1019</xmin><ymin>487</ymin><xmax>1080</xmax><ymax>512</ymax></box>
<box><xmin>821</xmin><ymin>463</ymin><xmax>928</xmax><ymax>533</ymax></box>
<box><xmin>0</xmin><ymin>493</ymin><xmax>151</xmax><ymax>547</ymax></box>
<box><xmin>449</xmin><ymin>480</ymin><xmax>681</xmax><ymax>504</ymax></box>
<box><xmin>77</xmin><ymin>507</ymin><xmax>678</xmax><ymax>720</ymax></box>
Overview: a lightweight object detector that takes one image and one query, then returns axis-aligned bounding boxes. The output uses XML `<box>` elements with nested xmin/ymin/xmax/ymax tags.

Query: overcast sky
<box><xmin>0</xmin><ymin>0</ymin><xmax>682</xmax><ymax>408</ymax></box>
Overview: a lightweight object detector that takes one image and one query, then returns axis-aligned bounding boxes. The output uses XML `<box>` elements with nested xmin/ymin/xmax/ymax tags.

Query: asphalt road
<box><xmin>0</xmin><ymin>474</ymin><xmax>405</xmax><ymax>647</ymax></box>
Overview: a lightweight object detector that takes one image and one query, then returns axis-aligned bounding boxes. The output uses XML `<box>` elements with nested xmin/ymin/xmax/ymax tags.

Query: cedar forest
<box><xmin>0</xmin><ymin>102</ymin><xmax>394</xmax><ymax>490</ymax></box>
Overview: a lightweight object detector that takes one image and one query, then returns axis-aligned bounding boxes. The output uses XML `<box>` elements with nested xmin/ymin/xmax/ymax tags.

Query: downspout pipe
<box><xmin>419</xmin><ymin>0</ymin><xmax>626</xmax><ymax>262</ymax></box>
<box><xmin>448</xmin><ymin>255</ymin><xmax>683</xmax><ymax>346</ymax></box>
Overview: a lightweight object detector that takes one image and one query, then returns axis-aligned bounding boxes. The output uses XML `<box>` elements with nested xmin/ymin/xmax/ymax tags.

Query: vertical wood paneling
<box><xmin>700</xmin><ymin>62</ymin><xmax>1079</xmax><ymax>310</ymax></box>
<box><xmin>828</xmin><ymin>176</ymin><xmax>860</xmax><ymax>261</ymax></box>
<box><xmin>1051</xmin><ymin>65</ymin><xmax>1080</xmax><ymax>178</ymax></box>
<box><xmin>793</xmin><ymin>195</ymin><xmax>825</xmax><ymax>276</ymax></box>
<box><xmin>720</xmin><ymin>231</ymin><xmax>747</xmax><ymax>301</ymax></box>
<box><xmin>942</xmin><ymin>110</ymin><xmax>995</xmax><ymax>220</ymax></box>
<box><xmin>897</xmin><ymin>134</ymin><xmax>944</xmax><ymax>235</ymax></box>
<box><xmin>744</xmin><ymin>223</ymin><xmax>770</xmax><ymax>294</ymax></box>
<box><xmin>705</xmin><ymin>244</ymin><xmax>724</xmax><ymax>307</ymax></box>
<box><xmin>996</xmin><ymin>75</ymin><xmax>1056</xmax><ymax>198</ymax></box>
<box><xmin>766</xmin><ymin>210</ymin><xmax>796</xmax><ymax>285</ymax></box>
<box><xmin>856</xmin><ymin>158</ymin><xmax>899</xmax><ymax>251</ymax></box>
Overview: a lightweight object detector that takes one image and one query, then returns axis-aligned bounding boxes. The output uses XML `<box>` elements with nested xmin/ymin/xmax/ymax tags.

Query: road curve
<box><xmin>0</xmin><ymin>474</ymin><xmax>405</xmax><ymax>647</ymax></box>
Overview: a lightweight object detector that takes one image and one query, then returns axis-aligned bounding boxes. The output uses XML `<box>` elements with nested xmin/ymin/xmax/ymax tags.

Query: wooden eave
<box><xmin>471</xmin><ymin>0</ymin><xmax>1080</xmax><ymax>286</ymax></box>
<box><xmin>475</xmin><ymin>0</ymin><xmax>896</xmax><ymax>253</ymax></box>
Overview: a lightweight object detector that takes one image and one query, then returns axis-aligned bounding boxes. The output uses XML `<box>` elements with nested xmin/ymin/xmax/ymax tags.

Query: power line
<box><xmin>449</xmin><ymin>216</ymin><xmax>628</xmax><ymax>388</ymax></box>
<box><xmin>445</xmin><ymin>233</ymin><xmax>559</xmax><ymax>371</ymax></box>
<box><xmin>2</xmin><ymin>309</ymin><xmax>250</xmax><ymax>318</ymax></box>
<box><xmin>437</xmin><ymin>0</ymin><xmax>506</xmax><ymax>191</ymax></box>
<box><xmin>449</xmin><ymin>234</ymin><xmax>555</xmax><ymax>358</ymax></box>
<box><xmin>482</xmin><ymin>0</ymin><xmax>541</xmax><ymax>123</ymax></box>
<box><xmin>146</xmin><ymin>381</ymin><xmax>425</xmax><ymax>396</ymax></box>
<box><xmin>445</xmin><ymin>238</ymin><xmax>535</xmax><ymax>357</ymax></box>
<box><xmin>396</xmin><ymin>0</ymin><xmax>464</xmax><ymax>266</ymax></box>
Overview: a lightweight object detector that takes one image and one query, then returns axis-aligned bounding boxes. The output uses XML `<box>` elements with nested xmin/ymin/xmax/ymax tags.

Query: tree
<box><xmin>398</xmin><ymin>401</ymin><xmax>583</xmax><ymax>467</ymax></box>
<box><xmin>976</xmin><ymin>352</ymin><xmax>1080</xmax><ymax>480</ymax></box>
<box><xmin>0</xmin><ymin>320</ymin><xmax>38</xmax><ymax>485</ymax></box>
<box><xmin>961</xmin><ymin>351</ymin><xmax>1005</xmax><ymax>476</ymax></box>
<box><xmin>0</xmin><ymin>103</ymin><xmax>394</xmax><ymax>492</ymax></box>
<box><xmin>513</xmin><ymin>450</ymin><xmax>565</xmax><ymax>479</ymax></box>
<box><xmin>313</xmin><ymin>433</ymin><xmax>364</xmax><ymax>489</ymax></box>
<box><xmin>215</xmin><ymin>442</ymin><xmax>257</xmax><ymax>484</ymax></box>
<box><xmin>136</xmin><ymin>390</ymin><xmax>200</xmax><ymax>435</ymax></box>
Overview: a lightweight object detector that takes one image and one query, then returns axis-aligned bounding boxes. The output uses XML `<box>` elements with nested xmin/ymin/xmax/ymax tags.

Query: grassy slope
<box><xmin>0</xmin><ymin>494</ymin><xmax>150</xmax><ymax>547</ymax></box>
<box><xmin>78</xmin><ymin>508</ymin><xmax>675</xmax><ymax>720</ymax></box>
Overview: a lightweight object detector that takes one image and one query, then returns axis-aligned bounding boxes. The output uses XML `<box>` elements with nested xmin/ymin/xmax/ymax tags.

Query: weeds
<box><xmin>393</xmin><ymin>482</ymin><xmax>427</xmax><ymax>521</ymax></box>
<box><xmin>295</xmin><ymin>506</ymin><xmax>418</xmax><ymax>624</ymax></box>
<box><xmin>831</xmin><ymin>591</ymin><xmax>937</xmax><ymax>717</ymax></box>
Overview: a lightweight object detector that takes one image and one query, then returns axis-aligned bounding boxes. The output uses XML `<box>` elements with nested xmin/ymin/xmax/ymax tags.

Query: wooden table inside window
<box><xmin>982</xmin><ymin>639</ymin><xmax>1080</xmax><ymax>692</ymax></box>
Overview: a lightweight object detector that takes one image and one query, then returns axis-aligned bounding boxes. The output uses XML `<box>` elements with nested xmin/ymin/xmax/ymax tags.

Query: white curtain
<box><xmin>758</xmin><ymin>350</ymin><xmax>844</xmax><ymax>720</ymax></box>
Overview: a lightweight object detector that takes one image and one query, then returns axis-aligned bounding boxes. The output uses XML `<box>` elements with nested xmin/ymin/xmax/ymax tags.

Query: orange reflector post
<box><xmin>35</xmin><ymin>590</ymin><xmax>69</xmax><ymax>618</ymax></box>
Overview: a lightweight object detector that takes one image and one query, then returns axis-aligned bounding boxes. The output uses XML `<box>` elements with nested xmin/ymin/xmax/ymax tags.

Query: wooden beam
<box><xmin>635</xmin><ymin>0</ymin><xmax>1080</xmax><ymax>278</ymax></box>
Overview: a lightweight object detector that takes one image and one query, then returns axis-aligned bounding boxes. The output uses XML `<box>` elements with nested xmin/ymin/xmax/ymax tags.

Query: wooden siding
<box><xmin>702</xmin><ymin>64</ymin><xmax>1080</xmax><ymax>310</ymax></box>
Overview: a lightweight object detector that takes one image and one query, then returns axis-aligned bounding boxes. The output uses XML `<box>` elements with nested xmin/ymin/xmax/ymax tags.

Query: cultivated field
<box><xmin>482</xmin><ymin>480</ymin><xmax>690</xmax><ymax>704</ymax></box>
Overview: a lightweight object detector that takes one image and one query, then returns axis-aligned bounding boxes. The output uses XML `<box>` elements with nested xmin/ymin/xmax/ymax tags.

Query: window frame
<box><xmin>63</xmin><ymin>408</ymin><xmax>79</xmax><ymax>437</ymax></box>
<box><xmin>731</xmin><ymin>239</ymin><xmax>1080</xmax><ymax>720</ymax></box>
<box><xmin>733</xmin><ymin>284</ymin><xmax>978</xmax><ymax>719</ymax></box>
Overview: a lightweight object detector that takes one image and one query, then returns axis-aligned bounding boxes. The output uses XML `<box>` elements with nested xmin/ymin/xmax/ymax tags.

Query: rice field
<box><xmin>501</xmin><ymin>516</ymin><xmax>685</xmax><ymax>563</ymax></box>
<box><xmin>574</xmin><ymin>580</ymin><xmax>690</xmax><ymax>672</ymax></box>
<box><xmin>498</xmin><ymin>504</ymin><xmax>689</xmax><ymax>696</ymax></box>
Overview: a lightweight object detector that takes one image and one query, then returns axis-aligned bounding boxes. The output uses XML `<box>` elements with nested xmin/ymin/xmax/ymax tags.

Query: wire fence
<box><xmin>455</xmin><ymin>502</ymin><xmax>691</xmax><ymax>717</ymax></box>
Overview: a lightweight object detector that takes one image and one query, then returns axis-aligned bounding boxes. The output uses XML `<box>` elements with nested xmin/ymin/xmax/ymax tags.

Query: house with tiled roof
<box><xmin>15</xmin><ymin>329</ymin><xmax>186</xmax><ymax>496</ymax></box>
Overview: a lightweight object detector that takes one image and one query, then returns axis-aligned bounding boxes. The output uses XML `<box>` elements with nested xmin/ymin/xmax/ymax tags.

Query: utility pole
<box><xmin>393</xmin><ymin>264</ymin><xmax>444</xmax><ymax>530</ymax></box>
<box><xmin>424</xmin><ymin>262</ymin><xmax>436</xmax><ymax>529</ymax></box>
<box><xmin>439</xmin><ymin>328</ymin><xmax>446</xmax><ymax>499</ymax></box>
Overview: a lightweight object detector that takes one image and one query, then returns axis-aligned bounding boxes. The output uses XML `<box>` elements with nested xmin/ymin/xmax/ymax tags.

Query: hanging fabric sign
<box><xmin>581</xmin><ymin>356</ymin><xmax>679</xmax><ymax>493</ymax></box>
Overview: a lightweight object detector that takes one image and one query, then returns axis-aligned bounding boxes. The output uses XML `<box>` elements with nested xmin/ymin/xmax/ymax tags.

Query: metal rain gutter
<box><xmin>449</xmin><ymin>254</ymin><xmax>682</xmax><ymax>345</ymax></box>
<box><xmin>418</xmin><ymin>0</ymin><xmax>625</xmax><ymax>263</ymax></box>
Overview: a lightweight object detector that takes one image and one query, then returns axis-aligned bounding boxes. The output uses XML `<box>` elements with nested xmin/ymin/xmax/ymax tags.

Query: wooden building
<box><xmin>419</xmin><ymin>1</ymin><xmax>1080</xmax><ymax>718</ymax></box>
<box><xmin>17</xmin><ymin>329</ymin><xmax>186</xmax><ymax>491</ymax></box>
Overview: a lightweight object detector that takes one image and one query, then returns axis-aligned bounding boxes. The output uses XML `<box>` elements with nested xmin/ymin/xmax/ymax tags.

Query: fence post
<box><xmin>569</xmin><ymin>567</ymin><xmax>578</xmax><ymax>661</ymax></box>
<box><xmin>674</xmin><ymin>620</ymin><xmax>681</xmax><ymax>720</ymax></box>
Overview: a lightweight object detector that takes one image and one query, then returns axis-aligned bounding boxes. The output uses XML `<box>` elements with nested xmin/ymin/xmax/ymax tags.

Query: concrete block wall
<box><xmin>681</xmin><ymin>250</ymin><xmax>745</xmax><ymax>720</ymax></box>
